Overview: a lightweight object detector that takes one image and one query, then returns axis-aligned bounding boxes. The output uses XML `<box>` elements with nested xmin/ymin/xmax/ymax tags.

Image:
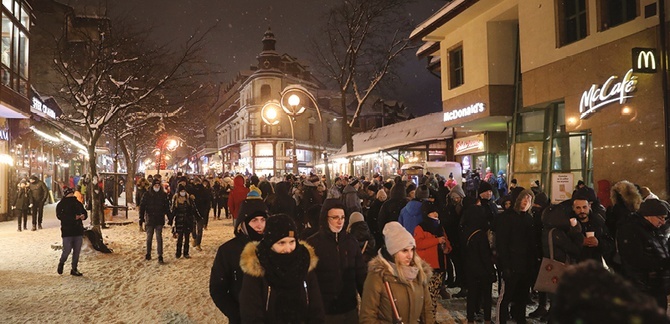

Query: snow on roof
<box><xmin>409</xmin><ymin>0</ymin><xmax>466</xmax><ymax>41</ymax></box>
<box><xmin>331</xmin><ymin>111</ymin><xmax>452</xmax><ymax>158</ymax></box>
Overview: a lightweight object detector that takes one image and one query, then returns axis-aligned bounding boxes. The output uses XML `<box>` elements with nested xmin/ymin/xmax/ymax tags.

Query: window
<box><xmin>599</xmin><ymin>0</ymin><xmax>637</xmax><ymax>30</ymax></box>
<box><xmin>261</xmin><ymin>124</ymin><xmax>271</xmax><ymax>135</ymax></box>
<box><xmin>558</xmin><ymin>0</ymin><xmax>588</xmax><ymax>46</ymax></box>
<box><xmin>516</xmin><ymin>110</ymin><xmax>546</xmax><ymax>141</ymax></box>
<box><xmin>260</xmin><ymin>84</ymin><xmax>271</xmax><ymax>102</ymax></box>
<box><xmin>448</xmin><ymin>46</ymin><xmax>464</xmax><ymax>89</ymax></box>
<box><xmin>308</xmin><ymin>124</ymin><xmax>315</xmax><ymax>140</ymax></box>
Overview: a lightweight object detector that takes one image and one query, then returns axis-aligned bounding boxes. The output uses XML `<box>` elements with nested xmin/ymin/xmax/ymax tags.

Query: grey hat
<box><xmin>415</xmin><ymin>185</ymin><xmax>430</xmax><ymax>200</ymax></box>
<box><xmin>383</xmin><ymin>221</ymin><xmax>415</xmax><ymax>256</ymax></box>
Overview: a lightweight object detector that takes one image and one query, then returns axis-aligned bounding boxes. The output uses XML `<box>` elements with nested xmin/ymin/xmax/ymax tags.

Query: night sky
<box><xmin>65</xmin><ymin>0</ymin><xmax>445</xmax><ymax>116</ymax></box>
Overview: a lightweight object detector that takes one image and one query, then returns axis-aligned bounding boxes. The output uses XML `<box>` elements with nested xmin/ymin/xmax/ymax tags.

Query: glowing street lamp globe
<box><xmin>288</xmin><ymin>94</ymin><xmax>300</xmax><ymax>107</ymax></box>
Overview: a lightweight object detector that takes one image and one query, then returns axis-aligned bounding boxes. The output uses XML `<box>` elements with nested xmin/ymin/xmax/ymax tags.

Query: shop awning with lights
<box><xmin>330</xmin><ymin>111</ymin><xmax>454</xmax><ymax>159</ymax></box>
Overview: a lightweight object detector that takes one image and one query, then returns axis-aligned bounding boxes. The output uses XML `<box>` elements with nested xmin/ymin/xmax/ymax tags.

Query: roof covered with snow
<box><xmin>331</xmin><ymin>111</ymin><xmax>452</xmax><ymax>158</ymax></box>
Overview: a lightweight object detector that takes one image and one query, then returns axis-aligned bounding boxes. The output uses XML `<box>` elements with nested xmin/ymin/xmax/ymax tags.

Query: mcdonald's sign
<box><xmin>632</xmin><ymin>48</ymin><xmax>658</xmax><ymax>73</ymax></box>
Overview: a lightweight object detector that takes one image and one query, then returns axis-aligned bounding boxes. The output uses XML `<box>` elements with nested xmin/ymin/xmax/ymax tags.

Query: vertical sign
<box><xmin>551</xmin><ymin>173</ymin><xmax>574</xmax><ymax>204</ymax></box>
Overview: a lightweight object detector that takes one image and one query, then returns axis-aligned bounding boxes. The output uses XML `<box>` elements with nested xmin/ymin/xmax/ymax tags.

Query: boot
<box><xmin>145</xmin><ymin>254</ymin><xmax>151</xmax><ymax>261</ymax></box>
<box><xmin>453</xmin><ymin>288</ymin><xmax>468</xmax><ymax>298</ymax></box>
<box><xmin>70</xmin><ymin>269</ymin><xmax>83</xmax><ymax>276</ymax></box>
<box><xmin>38</xmin><ymin>224</ymin><xmax>43</xmax><ymax>229</ymax></box>
<box><xmin>158</xmin><ymin>256</ymin><xmax>164</xmax><ymax>264</ymax></box>
<box><xmin>31</xmin><ymin>225</ymin><xmax>36</xmax><ymax>231</ymax></box>
<box><xmin>195</xmin><ymin>245</ymin><xmax>202</xmax><ymax>251</ymax></box>
<box><xmin>17</xmin><ymin>226</ymin><xmax>21</xmax><ymax>232</ymax></box>
<box><xmin>439</xmin><ymin>285</ymin><xmax>451</xmax><ymax>299</ymax></box>
<box><xmin>529</xmin><ymin>306</ymin><xmax>548</xmax><ymax>318</ymax></box>
<box><xmin>57</xmin><ymin>262</ymin><xmax>64</xmax><ymax>275</ymax></box>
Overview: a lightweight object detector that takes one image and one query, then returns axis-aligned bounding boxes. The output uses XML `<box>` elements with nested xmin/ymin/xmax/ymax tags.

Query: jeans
<box><xmin>145</xmin><ymin>225</ymin><xmax>163</xmax><ymax>257</ymax></box>
<box><xmin>31</xmin><ymin>201</ymin><xmax>45</xmax><ymax>225</ymax></box>
<box><xmin>60</xmin><ymin>236</ymin><xmax>83</xmax><ymax>270</ymax></box>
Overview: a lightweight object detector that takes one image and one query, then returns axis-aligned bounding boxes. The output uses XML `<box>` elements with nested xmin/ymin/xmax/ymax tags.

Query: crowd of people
<box><xmin>31</xmin><ymin>166</ymin><xmax>670</xmax><ymax>322</ymax></box>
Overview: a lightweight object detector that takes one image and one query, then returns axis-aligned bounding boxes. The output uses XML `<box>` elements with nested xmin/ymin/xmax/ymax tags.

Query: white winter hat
<box><xmin>383</xmin><ymin>221</ymin><xmax>415</xmax><ymax>256</ymax></box>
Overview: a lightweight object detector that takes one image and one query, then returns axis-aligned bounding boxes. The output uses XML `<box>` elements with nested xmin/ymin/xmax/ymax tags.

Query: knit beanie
<box><xmin>347</xmin><ymin>211</ymin><xmax>365</xmax><ymax>233</ymax></box>
<box><xmin>415</xmin><ymin>185</ymin><xmax>430</xmax><ymax>200</ymax></box>
<box><xmin>383</xmin><ymin>221</ymin><xmax>415</xmax><ymax>256</ymax></box>
<box><xmin>247</xmin><ymin>185</ymin><xmax>262</xmax><ymax>199</ymax></box>
<box><xmin>478</xmin><ymin>181</ymin><xmax>493</xmax><ymax>195</ymax></box>
<box><xmin>421</xmin><ymin>200</ymin><xmax>439</xmax><ymax>216</ymax></box>
<box><xmin>406</xmin><ymin>183</ymin><xmax>417</xmax><ymax>196</ymax></box>
<box><xmin>63</xmin><ymin>187</ymin><xmax>75</xmax><ymax>196</ymax></box>
<box><xmin>638</xmin><ymin>199</ymin><xmax>669</xmax><ymax>217</ymax></box>
<box><xmin>261</xmin><ymin>214</ymin><xmax>298</xmax><ymax>247</ymax></box>
<box><xmin>383</xmin><ymin>181</ymin><xmax>393</xmax><ymax>190</ymax></box>
<box><xmin>242</xmin><ymin>210</ymin><xmax>269</xmax><ymax>241</ymax></box>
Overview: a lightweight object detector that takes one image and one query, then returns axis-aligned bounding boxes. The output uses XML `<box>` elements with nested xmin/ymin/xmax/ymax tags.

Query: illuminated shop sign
<box><xmin>443</xmin><ymin>102</ymin><xmax>485</xmax><ymax>122</ymax></box>
<box><xmin>579</xmin><ymin>69</ymin><xmax>637</xmax><ymax>120</ymax></box>
<box><xmin>632</xmin><ymin>48</ymin><xmax>657</xmax><ymax>73</ymax></box>
<box><xmin>454</xmin><ymin>134</ymin><xmax>485</xmax><ymax>155</ymax></box>
<box><xmin>31</xmin><ymin>97</ymin><xmax>57</xmax><ymax>119</ymax></box>
<box><xmin>0</xmin><ymin>128</ymin><xmax>8</xmax><ymax>141</ymax></box>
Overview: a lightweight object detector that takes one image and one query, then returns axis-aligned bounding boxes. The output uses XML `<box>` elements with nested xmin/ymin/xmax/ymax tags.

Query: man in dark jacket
<box><xmin>617</xmin><ymin>199</ymin><xmax>670</xmax><ymax>310</ymax></box>
<box><xmin>495</xmin><ymin>189</ymin><xmax>535</xmax><ymax>324</ymax></box>
<box><xmin>306</xmin><ymin>198</ymin><xmax>367</xmax><ymax>323</ymax></box>
<box><xmin>210</xmin><ymin>210</ymin><xmax>267</xmax><ymax>323</ymax></box>
<box><xmin>191</xmin><ymin>178</ymin><xmax>212</xmax><ymax>250</ymax></box>
<box><xmin>342</xmin><ymin>178</ymin><xmax>362</xmax><ymax>217</ymax></box>
<box><xmin>572</xmin><ymin>191</ymin><xmax>613</xmax><ymax>263</ymax></box>
<box><xmin>28</xmin><ymin>175</ymin><xmax>49</xmax><ymax>230</ymax></box>
<box><xmin>56</xmin><ymin>187</ymin><xmax>88</xmax><ymax>276</ymax></box>
<box><xmin>377</xmin><ymin>177</ymin><xmax>407</xmax><ymax>232</ymax></box>
<box><xmin>139</xmin><ymin>179</ymin><xmax>170</xmax><ymax>264</ymax></box>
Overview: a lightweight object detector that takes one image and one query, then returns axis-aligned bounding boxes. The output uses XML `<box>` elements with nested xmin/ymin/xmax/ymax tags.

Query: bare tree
<box><xmin>311</xmin><ymin>0</ymin><xmax>415</xmax><ymax>154</ymax></box>
<box><xmin>50</xmin><ymin>13</ymin><xmax>215</xmax><ymax>233</ymax></box>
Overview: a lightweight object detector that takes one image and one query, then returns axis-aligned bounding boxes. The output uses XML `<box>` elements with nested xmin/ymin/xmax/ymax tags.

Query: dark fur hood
<box><xmin>367</xmin><ymin>251</ymin><xmax>432</xmax><ymax>286</ymax></box>
<box><xmin>239</xmin><ymin>241</ymin><xmax>318</xmax><ymax>278</ymax></box>
<box><xmin>610</xmin><ymin>180</ymin><xmax>641</xmax><ymax>212</ymax></box>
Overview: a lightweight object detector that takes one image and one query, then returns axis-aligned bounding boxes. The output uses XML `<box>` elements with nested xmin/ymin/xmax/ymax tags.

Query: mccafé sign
<box><xmin>579</xmin><ymin>69</ymin><xmax>637</xmax><ymax>120</ymax></box>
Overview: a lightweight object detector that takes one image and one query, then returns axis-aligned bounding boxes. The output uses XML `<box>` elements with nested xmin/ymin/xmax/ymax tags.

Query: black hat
<box><xmin>63</xmin><ymin>187</ymin><xmax>75</xmax><ymax>196</ymax></box>
<box><xmin>572</xmin><ymin>188</ymin><xmax>591</xmax><ymax>201</ymax></box>
<box><xmin>367</xmin><ymin>184</ymin><xmax>378</xmax><ymax>193</ymax></box>
<box><xmin>638</xmin><ymin>199</ymin><xmax>670</xmax><ymax>217</ymax></box>
<box><xmin>261</xmin><ymin>214</ymin><xmax>298</xmax><ymax>247</ymax></box>
<box><xmin>406</xmin><ymin>183</ymin><xmax>417</xmax><ymax>195</ymax></box>
<box><xmin>421</xmin><ymin>201</ymin><xmax>439</xmax><ymax>216</ymax></box>
<box><xmin>177</xmin><ymin>184</ymin><xmax>186</xmax><ymax>192</ymax></box>
<box><xmin>383</xmin><ymin>181</ymin><xmax>393</xmax><ymax>190</ymax></box>
<box><xmin>350</xmin><ymin>179</ymin><xmax>360</xmax><ymax>187</ymax></box>
<box><xmin>152</xmin><ymin>179</ymin><xmax>161</xmax><ymax>186</ymax></box>
<box><xmin>478</xmin><ymin>181</ymin><xmax>493</xmax><ymax>194</ymax></box>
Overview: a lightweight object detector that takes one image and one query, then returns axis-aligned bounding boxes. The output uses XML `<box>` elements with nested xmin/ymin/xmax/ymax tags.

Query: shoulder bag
<box><xmin>534</xmin><ymin>228</ymin><xmax>567</xmax><ymax>293</ymax></box>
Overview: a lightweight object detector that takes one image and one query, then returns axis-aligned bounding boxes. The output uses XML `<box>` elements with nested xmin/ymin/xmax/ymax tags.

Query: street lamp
<box><xmin>157</xmin><ymin>138</ymin><xmax>179</xmax><ymax>172</ymax></box>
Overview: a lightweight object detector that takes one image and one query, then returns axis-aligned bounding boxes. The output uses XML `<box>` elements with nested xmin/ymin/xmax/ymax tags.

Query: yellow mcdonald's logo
<box><xmin>637</xmin><ymin>50</ymin><xmax>656</xmax><ymax>70</ymax></box>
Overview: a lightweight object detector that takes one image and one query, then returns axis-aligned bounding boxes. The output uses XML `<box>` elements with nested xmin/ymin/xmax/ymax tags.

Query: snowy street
<box><xmin>0</xmin><ymin>202</ymin><xmax>544</xmax><ymax>323</ymax></box>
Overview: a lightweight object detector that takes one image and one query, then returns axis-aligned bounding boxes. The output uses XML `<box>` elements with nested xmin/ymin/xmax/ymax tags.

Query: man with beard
<box><xmin>210</xmin><ymin>210</ymin><xmax>268</xmax><ymax>324</ymax></box>
<box><xmin>571</xmin><ymin>191</ymin><xmax>612</xmax><ymax>263</ymax></box>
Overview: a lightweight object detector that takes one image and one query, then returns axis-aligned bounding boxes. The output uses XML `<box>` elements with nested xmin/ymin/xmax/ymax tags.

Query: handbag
<box><xmin>383</xmin><ymin>280</ymin><xmax>404</xmax><ymax>324</ymax></box>
<box><xmin>534</xmin><ymin>228</ymin><xmax>567</xmax><ymax>293</ymax></box>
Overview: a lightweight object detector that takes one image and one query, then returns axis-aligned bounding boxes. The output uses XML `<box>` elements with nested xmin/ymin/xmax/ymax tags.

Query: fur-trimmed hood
<box><xmin>610</xmin><ymin>180</ymin><xmax>641</xmax><ymax>212</ymax></box>
<box><xmin>239</xmin><ymin>241</ymin><xmax>318</xmax><ymax>278</ymax></box>
<box><xmin>367</xmin><ymin>251</ymin><xmax>433</xmax><ymax>286</ymax></box>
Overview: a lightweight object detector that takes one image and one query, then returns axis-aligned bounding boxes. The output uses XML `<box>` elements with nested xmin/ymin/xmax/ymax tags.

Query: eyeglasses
<box><xmin>328</xmin><ymin>216</ymin><xmax>346</xmax><ymax>221</ymax></box>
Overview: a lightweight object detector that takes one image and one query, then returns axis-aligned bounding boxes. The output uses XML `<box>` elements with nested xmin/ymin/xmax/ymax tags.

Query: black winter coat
<box><xmin>366</xmin><ymin>198</ymin><xmax>384</xmax><ymax>248</ymax></box>
<box><xmin>307</xmin><ymin>200</ymin><xmax>367</xmax><ymax>315</ymax></box>
<box><xmin>348</xmin><ymin>221</ymin><xmax>376</xmax><ymax>262</ymax></box>
<box><xmin>576</xmin><ymin>206</ymin><xmax>614</xmax><ymax>263</ymax></box>
<box><xmin>56</xmin><ymin>196</ymin><xmax>88</xmax><ymax>237</ymax></box>
<box><xmin>192</xmin><ymin>184</ymin><xmax>213</xmax><ymax>211</ymax></box>
<box><xmin>266</xmin><ymin>181</ymin><xmax>297</xmax><ymax>217</ymax></box>
<box><xmin>464</xmin><ymin>228</ymin><xmax>496</xmax><ymax>281</ymax></box>
<box><xmin>617</xmin><ymin>215</ymin><xmax>670</xmax><ymax>295</ymax></box>
<box><xmin>496</xmin><ymin>207</ymin><xmax>535</xmax><ymax>275</ymax></box>
<box><xmin>170</xmin><ymin>195</ymin><xmax>197</xmax><ymax>233</ymax></box>
<box><xmin>377</xmin><ymin>198</ymin><xmax>407</xmax><ymax>233</ymax></box>
<box><xmin>210</xmin><ymin>234</ymin><xmax>251</xmax><ymax>324</ymax></box>
<box><xmin>29</xmin><ymin>179</ymin><xmax>48</xmax><ymax>203</ymax></box>
<box><xmin>139</xmin><ymin>189</ymin><xmax>170</xmax><ymax>226</ymax></box>
<box><xmin>541</xmin><ymin>203</ymin><xmax>584</xmax><ymax>264</ymax></box>
<box><xmin>14</xmin><ymin>187</ymin><xmax>31</xmax><ymax>211</ymax></box>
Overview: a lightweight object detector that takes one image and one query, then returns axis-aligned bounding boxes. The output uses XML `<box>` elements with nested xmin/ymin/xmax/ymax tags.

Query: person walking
<box><xmin>191</xmin><ymin>178</ymin><xmax>212</xmax><ymax>251</ymax></box>
<box><xmin>13</xmin><ymin>180</ymin><xmax>31</xmax><ymax>232</ymax></box>
<box><xmin>170</xmin><ymin>185</ymin><xmax>198</xmax><ymax>259</ymax></box>
<box><xmin>239</xmin><ymin>214</ymin><xmax>325</xmax><ymax>323</ymax></box>
<box><xmin>139</xmin><ymin>179</ymin><xmax>171</xmax><ymax>264</ymax></box>
<box><xmin>359</xmin><ymin>221</ymin><xmax>434</xmax><ymax>323</ymax></box>
<box><xmin>56</xmin><ymin>187</ymin><xmax>87</xmax><ymax>276</ymax></box>
<box><xmin>211</xmin><ymin>178</ymin><xmax>225</xmax><ymax>220</ymax></box>
<box><xmin>306</xmin><ymin>199</ymin><xmax>367</xmax><ymax>323</ymax></box>
<box><xmin>210</xmin><ymin>209</ymin><xmax>268</xmax><ymax>324</ymax></box>
<box><xmin>228</xmin><ymin>175</ymin><xmax>248</xmax><ymax>224</ymax></box>
<box><xmin>28</xmin><ymin>175</ymin><xmax>49</xmax><ymax>231</ymax></box>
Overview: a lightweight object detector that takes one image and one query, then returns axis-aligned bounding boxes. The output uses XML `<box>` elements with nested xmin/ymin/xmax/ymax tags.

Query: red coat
<box><xmin>414</xmin><ymin>224</ymin><xmax>451</xmax><ymax>270</ymax></box>
<box><xmin>227</xmin><ymin>175</ymin><xmax>249</xmax><ymax>219</ymax></box>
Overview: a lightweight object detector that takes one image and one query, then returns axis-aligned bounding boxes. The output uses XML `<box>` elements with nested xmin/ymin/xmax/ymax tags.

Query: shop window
<box><xmin>551</xmin><ymin>135</ymin><xmax>587</xmax><ymax>171</ymax></box>
<box><xmin>448</xmin><ymin>45</ymin><xmax>464</xmax><ymax>89</ymax></box>
<box><xmin>557</xmin><ymin>0</ymin><xmax>588</xmax><ymax>46</ymax></box>
<box><xmin>513</xmin><ymin>142</ymin><xmax>543</xmax><ymax>172</ymax></box>
<box><xmin>516</xmin><ymin>110</ymin><xmax>546</xmax><ymax>141</ymax></box>
<box><xmin>599</xmin><ymin>0</ymin><xmax>637</xmax><ymax>30</ymax></box>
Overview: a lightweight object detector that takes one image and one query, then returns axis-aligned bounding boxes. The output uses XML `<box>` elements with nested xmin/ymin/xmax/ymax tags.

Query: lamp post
<box><xmin>262</xmin><ymin>85</ymin><xmax>329</xmax><ymax>179</ymax></box>
<box><xmin>157</xmin><ymin>138</ymin><xmax>178</xmax><ymax>173</ymax></box>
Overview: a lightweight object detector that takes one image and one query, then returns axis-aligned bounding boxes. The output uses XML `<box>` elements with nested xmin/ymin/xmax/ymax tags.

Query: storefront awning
<box><xmin>331</xmin><ymin>111</ymin><xmax>454</xmax><ymax>159</ymax></box>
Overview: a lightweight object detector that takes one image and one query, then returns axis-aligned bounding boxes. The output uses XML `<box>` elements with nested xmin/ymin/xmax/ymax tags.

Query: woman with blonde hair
<box><xmin>360</xmin><ymin>221</ymin><xmax>434</xmax><ymax>324</ymax></box>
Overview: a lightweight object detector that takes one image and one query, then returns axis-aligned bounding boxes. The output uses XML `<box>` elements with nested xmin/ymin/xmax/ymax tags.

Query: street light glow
<box><xmin>265</xmin><ymin>106</ymin><xmax>277</xmax><ymax>120</ymax></box>
<box><xmin>288</xmin><ymin>94</ymin><xmax>300</xmax><ymax>107</ymax></box>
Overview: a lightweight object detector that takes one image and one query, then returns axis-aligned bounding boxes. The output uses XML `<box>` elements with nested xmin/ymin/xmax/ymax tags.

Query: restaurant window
<box><xmin>599</xmin><ymin>0</ymin><xmax>637</xmax><ymax>30</ymax></box>
<box><xmin>557</xmin><ymin>0</ymin><xmax>588</xmax><ymax>46</ymax></box>
<box><xmin>448</xmin><ymin>45</ymin><xmax>464</xmax><ymax>89</ymax></box>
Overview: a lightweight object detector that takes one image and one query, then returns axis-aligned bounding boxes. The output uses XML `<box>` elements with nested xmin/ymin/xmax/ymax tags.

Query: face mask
<box><xmin>30</xmin><ymin>180</ymin><xmax>35</xmax><ymax>184</ymax></box>
<box><xmin>153</xmin><ymin>186</ymin><xmax>160</xmax><ymax>192</ymax></box>
<box><xmin>179</xmin><ymin>191</ymin><xmax>186</xmax><ymax>197</ymax></box>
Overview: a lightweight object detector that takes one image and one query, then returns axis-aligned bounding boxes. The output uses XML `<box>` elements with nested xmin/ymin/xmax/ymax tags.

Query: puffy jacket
<box><xmin>191</xmin><ymin>183</ymin><xmax>213</xmax><ymax>211</ymax></box>
<box><xmin>342</xmin><ymin>184</ymin><xmax>362</xmax><ymax>216</ymax></box>
<box><xmin>28</xmin><ymin>178</ymin><xmax>49</xmax><ymax>203</ymax></box>
<box><xmin>139</xmin><ymin>189</ymin><xmax>170</xmax><ymax>226</ymax></box>
<box><xmin>306</xmin><ymin>198</ymin><xmax>367</xmax><ymax>315</ymax></box>
<box><xmin>14</xmin><ymin>187</ymin><xmax>31</xmax><ymax>211</ymax></box>
<box><xmin>228</xmin><ymin>175</ymin><xmax>249</xmax><ymax>219</ymax></box>
<box><xmin>398</xmin><ymin>200</ymin><xmax>423</xmax><ymax>235</ymax></box>
<box><xmin>56</xmin><ymin>196</ymin><xmax>88</xmax><ymax>237</ymax></box>
<box><xmin>170</xmin><ymin>195</ymin><xmax>197</xmax><ymax>234</ymax></box>
<box><xmin>209</xmin><ymin>233</ymin><xmax>252</xmax><ymax>324</ymax></box>
<box><xmin>414</xmin><ymin>220</ymin><xmax>450</xmax><ymax>270</ymax></box>
<box><xmin>265</xmin><ymin>181</ymin><xmax>296</xmax><ymax>217</ymax></box>
<box><xmin>541</xmin><ymin>202</ymin><xmax>584</xmax><ymax>264</ymax></box>
<box><xmin>359</xmin><ymin>253</ymin><xmax>434</xmax><ymax>324</ymax></box>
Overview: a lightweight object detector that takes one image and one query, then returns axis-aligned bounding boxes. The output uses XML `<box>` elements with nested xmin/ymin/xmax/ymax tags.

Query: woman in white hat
<box><xmin>360</xmin><ymin>221</ymin><xmax>434</xmax><ymax>323</ymax></box>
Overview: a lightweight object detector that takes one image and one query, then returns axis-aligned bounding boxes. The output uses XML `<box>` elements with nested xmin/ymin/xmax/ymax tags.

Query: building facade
<box><xmin>211</xmin><ymin>29</ymin><xmax>344</xmax><ymax>176</ymax></box>
<box><xmin>412</xmin><ymin>0</ymin><xmax>670</xmax><ymax>200</ymax></box>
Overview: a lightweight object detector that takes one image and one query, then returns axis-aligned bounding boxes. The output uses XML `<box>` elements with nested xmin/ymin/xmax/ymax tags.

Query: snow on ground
<box><xmin>0</xmin><ymin>200</ymin><xmax>545</xmax><ymax>323</ymax></box>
